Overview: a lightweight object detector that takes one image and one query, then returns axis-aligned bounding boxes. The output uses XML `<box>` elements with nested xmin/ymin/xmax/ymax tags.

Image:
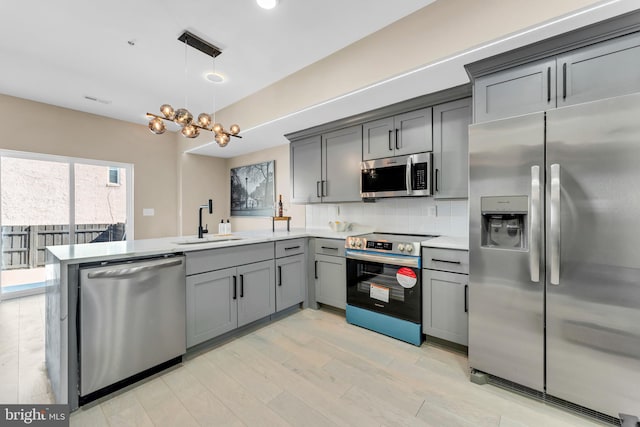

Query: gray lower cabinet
<box><xmin>237</xmin><ymin>260</ymin><xmax>276</xmax><ymax>328</ymax></box>
<box><xmin>186</xmin><ymin>268</ymin><xmax>237</xmax><ymax>347</ymax></box>
<box><xmin>362</xmin><ymin>108</ymin><xmax>432</xmax><ymax>160</ymax></box>
<box><xmin>557</xmin><ymin>31</ymin><xmax>640</xmax><ymax>108</ymax></box>
<box><xmin>290</xmin><ymin>126</ymin><xmax>361</xmax><ymax>203</ymax></box>
<box><xmin>422</xmin><ymin>269</ymin><xmax>468</xmax><ymax>346</ymax></box>
<box><xmin>314</xmin><ymin>238</ymin><xmax>346</xmax><ymax>309</ymax></box>
<box><xmin>186</xmin><ymin>244</ymin><xmax>276</xmax><ymax>348</ymax></box>
<box><xmin>275</xmin><ymin>253</ymin><xmax>305</xmax><ymax>311</ymax></box>
<box><xmin>422</xmin><ymin>247</ymin><xmax>469</xmax><ymax>346</ymax></box>
<box><xmin>473</xmin><ymin>58</ymin><xmax>556</xmax><ymax>123</ymax></box>
<box><xmin>433</xmin><ymin>97</ymin><xmax>471</xmax><ymax>199</ymax></box>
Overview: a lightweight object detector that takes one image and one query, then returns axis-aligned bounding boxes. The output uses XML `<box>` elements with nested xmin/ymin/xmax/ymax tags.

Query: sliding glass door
<box><xmin>0</xmin><ymin>151</ymin><xmax>133</xmax><ymax>300</ymax></box>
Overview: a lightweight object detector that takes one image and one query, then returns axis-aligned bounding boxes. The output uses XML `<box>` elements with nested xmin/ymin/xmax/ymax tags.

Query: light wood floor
<box><xmin>0</xmin><ymin>293</ymin><xmax>53</xmax><ymax>404</ymax></box>
<box><xmin>69</xmin><ymin>307</ymin><xmax>604</xmax><ymax>427</ymax></box>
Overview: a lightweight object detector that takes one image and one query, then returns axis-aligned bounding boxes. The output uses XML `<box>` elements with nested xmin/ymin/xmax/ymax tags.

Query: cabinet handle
<box><xmin>233</xmin><ymin>276</ymin><xmax>237</xmax><ymax>300</ymax></box>
<box><xmin>395</xmin><ymin>129</ymin><xmax>400</xmax><ymax>150</ymax></box>
<box><xmin>431</xmin><ymin>258</ymin><xmax>461</xmax><ymax>264</ymax></box>
<box><xmin>388</xmin><ymin>130</ymin><xmax>393</xmax><ymax>151</ymax></box>
<box><xmin>321</xmin><ymin>246</ymin><xmax>338</xmax><ymax>251</ymax></box>
<box><xmin>464</xmin><ymin>284</ymin><xmax>468</xmax><ymax>313</ymax></box>
<box><xmin>547</xmin><ymin>66</ymin><xmax>551</xmax><ymax>103</ymax></box>
<box><xmin>278</xmin><ymin>266</ymin><xmax>282</xmax><ymax>286</ymax></box>
<box><xmin>562</xmin><ymin>63</ymin><xmax>567</xmax><ymax>100</ymax></box>
<box><xmin>240</xmin><ymin>274</ymin><xmax>244</xmax><ymax>298</ymax></box>
<box><xmin>314</xmin><ymin>260</ymin><xmax>318</xmax><ymax>279</ymax></box>
<box><xmin>322</xmin><ymin>180</ymin><xmax>327</xmax><ymax>197</ymax></box>
<box><xmin>435</xmin><ymin>169</ymin><xmax>439</xmax><ymax>192</ymax></box>
<box><xmin>316</xmin><ymin>181</ymin><xmax>321</xmax><ymax>198</ymax></box>
<box><xmin>285</xmin><ymin>246</ymin><xmax>300</xmax><ymax>251</ymax></box>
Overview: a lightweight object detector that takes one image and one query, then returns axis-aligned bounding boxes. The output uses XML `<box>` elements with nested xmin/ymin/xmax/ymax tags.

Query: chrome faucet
<box><xmin>198</xmin><ymin>199</ymin><xmax>213</xmax><ymax>238</ymax></box>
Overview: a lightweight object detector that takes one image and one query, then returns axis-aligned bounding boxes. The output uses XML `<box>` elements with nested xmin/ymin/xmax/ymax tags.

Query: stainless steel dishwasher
<box><xmin>79</xmin><ymin>255</ymin><xmax>186</xmax><ymax>399</ymax></box>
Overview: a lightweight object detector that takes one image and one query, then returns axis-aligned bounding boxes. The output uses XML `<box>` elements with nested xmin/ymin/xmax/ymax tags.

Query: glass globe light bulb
<box><xmin>221</xmin><ymin>133</ymin><xmax>230</xmax><ymax>144</ymax></box>
<box><xmin>197</xmin><ymin>113</ymin><xmax>212</xmax><ymax>128</ymax></box>
<box><xmin>212</xmin><ymin>123</ymin><xmax>223</xmax><ymax>134</ymax></box>
<box><xmin>148</xmin><ymin>118</ymin><xmax>166</xmax><ymax>134</ymax></box>
<box><xmin>229</xmin><ymin>124</ymin><xmax>240</xmax><ymax>135</ymax></box>
<box><xmin>181</xmin><ymin>124</ymin><xmax>199</xmax><ymax>138</ymax></box>
<box><xmin>160</xmin><ymin>104</ymin><xmax>175</xmax><ymax>119</ymax></box>
<box><xmin>174</xmin><ymin>108</ymin><xmax>193</xmax><ymax>126</ymax></box>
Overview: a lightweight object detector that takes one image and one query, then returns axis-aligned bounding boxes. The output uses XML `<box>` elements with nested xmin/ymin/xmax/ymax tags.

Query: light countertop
<box><xmin>46</xmin><ymin>228</ymin><xmax>372</xmax><ymax>264</ymax></box>
<box><xmin>421</xmin><ymin>235</ymin><xmax>469</xmax><ymax>251</ymax></box>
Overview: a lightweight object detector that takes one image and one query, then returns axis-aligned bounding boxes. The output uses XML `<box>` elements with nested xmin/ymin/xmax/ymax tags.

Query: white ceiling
<box><xmin>0</xmin><ymin>0</ymin><xmax>433</xmax><ymax>141</ymax></box>
<box><xmin>1</xmin><ymin>0</ymin><xmax>637</xmax><ymax>159</ymax></box>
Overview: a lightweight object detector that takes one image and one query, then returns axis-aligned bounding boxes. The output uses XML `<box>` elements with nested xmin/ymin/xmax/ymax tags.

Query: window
<box><xmin>0</xmin><ymin>150</ymin><xmax>133</xmax><ymax>300</ymax></box>
<box><xmin>108</xmin><ymin>167</ymin><xmax>120</xmax><ymax>185</ymax></box>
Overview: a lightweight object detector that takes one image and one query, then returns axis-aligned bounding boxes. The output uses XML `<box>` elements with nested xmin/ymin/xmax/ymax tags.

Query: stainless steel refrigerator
<box><xmin>469</xmin><ymin>92</ymin><xmax>640</xmax><ymax>419</ymax></box>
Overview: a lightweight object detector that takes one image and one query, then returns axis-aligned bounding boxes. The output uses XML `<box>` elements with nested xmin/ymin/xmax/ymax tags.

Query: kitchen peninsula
<box><xmin>44</xmin><ymin>228</ymin><xmax>371</xmax><ymax>411</ymax></box>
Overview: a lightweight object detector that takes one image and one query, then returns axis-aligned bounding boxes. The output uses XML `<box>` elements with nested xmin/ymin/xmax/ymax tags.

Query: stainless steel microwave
<box><xmin>360</xmin><ymin>152</ymin><xmax>432</xmax><ymax>198</ymax></box>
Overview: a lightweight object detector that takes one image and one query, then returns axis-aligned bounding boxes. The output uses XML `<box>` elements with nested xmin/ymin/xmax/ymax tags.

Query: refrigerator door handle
<box><xmin>550</xmin><ymin>163</ymin><xmax>561</xmax><ymax>285</ymax></box>
<box><xmin>530</xmin><ymin>165</ymin><xmax>541</xmax><ymax>283</ymax></box>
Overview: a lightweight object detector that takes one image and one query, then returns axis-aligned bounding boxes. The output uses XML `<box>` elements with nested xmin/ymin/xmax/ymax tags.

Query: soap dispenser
<box><xmin>225</xmin><ymin>219</ymin><xmax>231</xmax><ymax>234</ymax></box>
<box><xmin>218</xmin><ymin>219</ymin><xmax>225</xmax><ymax>235</ymax></box>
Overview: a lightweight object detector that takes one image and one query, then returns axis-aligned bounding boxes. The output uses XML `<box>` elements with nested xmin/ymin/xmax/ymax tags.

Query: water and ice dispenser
<box><xmin>481</xmin><ymin>196</ymin><xmax>528</xmax><ymax>250</ymax></box>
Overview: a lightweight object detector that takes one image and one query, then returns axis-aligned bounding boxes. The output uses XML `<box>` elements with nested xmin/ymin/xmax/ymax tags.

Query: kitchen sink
<box><xmin>173</xmin><ymin>236</ymin><xmax>244</xmax><ymax>245</ymax></box>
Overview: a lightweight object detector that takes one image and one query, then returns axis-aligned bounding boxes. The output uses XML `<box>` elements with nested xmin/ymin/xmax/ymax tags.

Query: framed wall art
<box><xmin>230</xmin><ymin>160</ymin><xmax>275</xmax><ymax>216</ymax></box>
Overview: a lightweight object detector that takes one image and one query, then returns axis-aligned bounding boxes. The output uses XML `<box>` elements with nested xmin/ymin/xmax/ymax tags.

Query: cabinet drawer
<box><xmin>422</xmin><ymin>248</ymin><xmax>469</xmax><ymax>274</ymax></box>
<box><xmin>186</xmin><ymin>242</ymin><xmax>274</xmax><ymax>276</ymax></box>
<box><xmin>314</xmin><ymin>238</ymin><xmax>345</xmax><ymax>257</ymax></box>
<box><xmin>275</xmin><ymin>238</ymin><xmax>306</xmax><ymax>258</ymax></box>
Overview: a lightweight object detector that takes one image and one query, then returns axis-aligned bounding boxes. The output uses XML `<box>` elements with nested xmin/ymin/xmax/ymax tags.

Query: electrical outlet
<box><xmin>427</xmin><ymin>206</ymin><xmax>437</xmax><ymax>217</ymax></box>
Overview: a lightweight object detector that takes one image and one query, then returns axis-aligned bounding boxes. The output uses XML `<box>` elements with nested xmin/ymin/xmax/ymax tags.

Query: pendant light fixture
<box><xmin>146</xmin><ymin>31</ymin><xmax>241</xmax><ymax>147</ymax></box>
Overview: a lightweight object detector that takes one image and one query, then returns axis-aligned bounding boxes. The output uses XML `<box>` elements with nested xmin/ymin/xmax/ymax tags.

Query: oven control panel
<box><xmin>367</xmin><ymin>241</ymin><xmax>392</xmax><ymax>251</ymax></box>
<box><xmin>346</xmin><ymin>236</ymin><xmax>420</xmax><ymax>255</ymax></box>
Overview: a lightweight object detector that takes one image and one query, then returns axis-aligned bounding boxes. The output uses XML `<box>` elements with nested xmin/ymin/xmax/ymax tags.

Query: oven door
<box><xmin>346</xmin><ymin>254</ymin><xmax>421</xmax><ymax>323</ymax></box>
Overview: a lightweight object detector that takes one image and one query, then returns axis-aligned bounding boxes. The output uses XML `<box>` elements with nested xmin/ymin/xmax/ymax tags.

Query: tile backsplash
<box><xmin>305</xmin><ymin>198</ymin><xmax>468</xmax><ymax>237</ymax></box>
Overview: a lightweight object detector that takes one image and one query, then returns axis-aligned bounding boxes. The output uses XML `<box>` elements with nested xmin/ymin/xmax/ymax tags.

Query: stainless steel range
<box><xmin>345</xmin><ymin>233</ymin><xmax>433</xmax><ymax>346</ymax></box>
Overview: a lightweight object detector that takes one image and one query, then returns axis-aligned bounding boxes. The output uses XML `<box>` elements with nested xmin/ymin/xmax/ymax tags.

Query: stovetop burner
<box><xmin>345</xmin><ymin>232</ymin><xmax>436</xmax><ymax>256</ymax></box>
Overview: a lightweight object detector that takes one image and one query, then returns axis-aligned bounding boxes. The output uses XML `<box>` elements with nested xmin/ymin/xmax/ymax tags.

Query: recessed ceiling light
<box><xmin>257</xmin><ymin>0</ymin><xmax>278</xmax><ymax>10</ymax></box>
<box><xmin>205</xmin><ymin>72</ymin><xmax>225</xmax><ymax>83</ymax></box>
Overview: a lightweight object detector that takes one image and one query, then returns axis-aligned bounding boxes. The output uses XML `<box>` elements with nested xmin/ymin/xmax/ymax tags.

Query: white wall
<box><xmin>305</xmin><ymin>198</ymin><xmax>468</xmax><ymax>237</ymax></box>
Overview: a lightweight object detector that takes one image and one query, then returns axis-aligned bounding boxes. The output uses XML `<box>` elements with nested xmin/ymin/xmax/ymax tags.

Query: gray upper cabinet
<box><xmin>395</xmin><ymin>108</ymin><xmax>433</xmax><ymax>156</ymax></box>
<box><xmin>362</xmin><ymin>108</ymin><xmax>432</xmax><ymax>160</ymax></box>
<box><xmin>237</xmin><ymin>260</ymin><xmax>275</xmax><ymax>328</ymax></box>
<box><xmin>290</xmin><ymin>135</ymin><xmax>322</xmax><ymax>204</ymax></box>
<box><xmin>291</xmin><ymin>125</ymin><xmax>361</xmax><ymax>204</ymax></box>
<box><xmin>322</xmin><ymin>126</ymin><xmax>362</xmax><ymax>203</ymax></box>
<box><xmin>474</xmin><ymin>58</ymin><xmax>556</xmax><ymax>123</ymax></box>
<box><xmin>433</xmin><ymin>98</ymin><xmax>471</xmax><ymax>199</ymax></box>
<box><xmin>557</xmin><ymin>32</ymin><xmax>640</xmax><ymax>108</ymax></box>
<box><xmin>362</xmin><ymin>116</ymin><xmax>395</xmax><ymax>160</ymax></box>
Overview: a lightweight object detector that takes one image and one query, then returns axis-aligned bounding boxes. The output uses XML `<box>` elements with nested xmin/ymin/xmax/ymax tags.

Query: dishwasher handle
<box><xmin>86</xmin><ymin>258</ymin><xmax>183</xmax><ymax>279</ymax></box>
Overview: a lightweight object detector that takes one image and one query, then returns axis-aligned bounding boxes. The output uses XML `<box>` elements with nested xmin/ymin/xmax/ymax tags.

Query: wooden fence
<box><xmin>1</xmin><ymin>223</ymin><xmax>124</xmax><ymax>269</ymax></box>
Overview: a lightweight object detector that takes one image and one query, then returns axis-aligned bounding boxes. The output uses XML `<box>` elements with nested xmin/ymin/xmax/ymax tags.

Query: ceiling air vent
<box><xmin>84</xmin><ymin>95</ymin><xmax>112</xmax><ymax>105</ymax></box>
